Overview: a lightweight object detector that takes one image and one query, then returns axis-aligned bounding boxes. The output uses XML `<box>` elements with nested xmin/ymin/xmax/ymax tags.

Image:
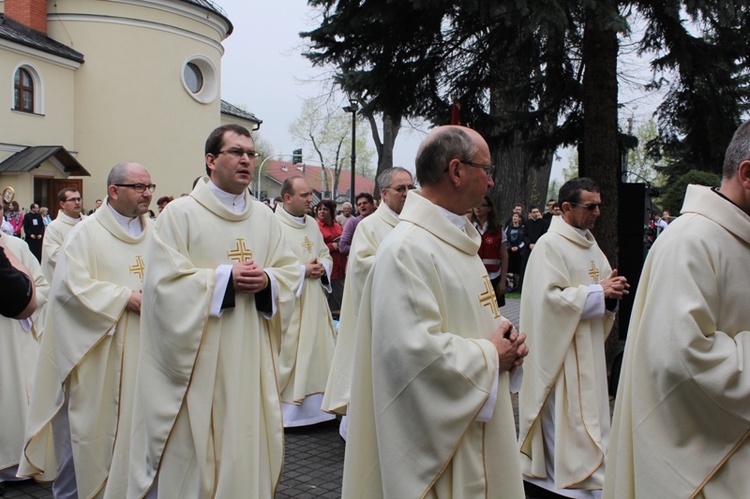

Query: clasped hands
<box><xmin>305</xmin><ymin>257</ymin><xmax>326</xmax><ymax>279</ymax></box>
<box><xmin>600</xmin><ymin>269</ymin><xmax>629</xmax><ymax>300</ymax></box>
<box><xmin>491</xmin><ymin>320</ymin><xmax>528</xmax><ymax>373</ymax></box>
<box><xmin>232</xmin><ymin>261</ymin><xmax>268</xmax><ymax>294</ymax></box>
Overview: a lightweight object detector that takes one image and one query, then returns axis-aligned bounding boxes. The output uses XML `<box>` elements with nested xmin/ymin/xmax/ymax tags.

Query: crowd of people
<box><xmin>1</xmin><ymin>121</ymin><xmax>748</xmax><ymax>499</ymax></box>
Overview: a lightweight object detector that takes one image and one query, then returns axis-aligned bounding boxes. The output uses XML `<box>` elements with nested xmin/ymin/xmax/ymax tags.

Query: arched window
<box><xmin>14</xmin><ymin>68</ymin><xmax>34</xmax><ymax>112</ymax></box>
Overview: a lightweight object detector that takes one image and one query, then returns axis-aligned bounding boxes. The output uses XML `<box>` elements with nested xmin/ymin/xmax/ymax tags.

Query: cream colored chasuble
<box><xmin>604</xmin><ymin>185</ymin><xmax>750</xmax><ymax>499</ymax></box>
<box><xmin>126</xmin><ymin>178</ymin><xmax>300</xmax><ymax>499</ymax></box>
<box><xmin>341</xmin><ymin>191</ymin><xmax>524</xmax><ymax>498</ymax></box>
<box><xmin>273</xmin><ymin>207</ymin><xmax>336</xmax><ymax>409</ymax></box>
<box><xmin>322</xmin><ymin>201</ymin><xmax>399</xmax><ymax>414</ymax></box>
<box><xmin>18</xmin><ymin>202</ymin><xmax>150</xmax><ymax>499</ymax></box>
<box><xmin>41</xmin><ymin>212</ymin><xmax>85</xmax><ymax>283</ymax></box>
<box><xmin>0</xmin><ymin>234</ymin><xmax>48</xmax><ymax>474</ymax></box>
<box><xmin>518</xmin><ymin>215</ymin><xmax>614</xmax><ymax>492</ymax></box>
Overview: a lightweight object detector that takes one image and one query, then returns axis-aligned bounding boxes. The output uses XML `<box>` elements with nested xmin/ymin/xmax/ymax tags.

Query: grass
<box><xmin>505</xmin><ymin>291</ymin><xmax>521</xmax><ymax>300</ymax></box>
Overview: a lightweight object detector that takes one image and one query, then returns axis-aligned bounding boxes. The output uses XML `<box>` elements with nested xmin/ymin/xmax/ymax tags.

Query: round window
<box><xmin>184</xmin><ymin>62</ymin><xmax>203</xmax><ymax>93</ymax></box>
<box><xmin>181</xmin><ymin>56</ymin><xmax>218</xmax><ymax>104</ymax></box>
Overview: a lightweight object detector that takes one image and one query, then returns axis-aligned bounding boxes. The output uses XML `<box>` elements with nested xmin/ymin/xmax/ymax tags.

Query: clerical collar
<box><xmin>438</xmin><ymin>205</ymin><xmax>469</xmax><ymax>233</ymax></box>
<box><xmin>59</xmin><ymin>212</ymin><xmax>82</xmax><ymax>223</ymax></box>
<box><xmin>208</xmin><ymin>179</ymin><xmax>246</xmax><ymax>213</ymax></box>
<box><xmin>107</xmin><ymin>203</ymin><xmax>143</xmax><ymax>237</ymax></box>
<box><xmin>283</xmin><ymin>206</ymin><xmax>306</xmax><ymax>223</ymax></box>
<box><xmin>572</xmin><ymin>226</ymin><xmax>588</xmax><ymax>237</ymax></box>
<box><xmin>383</xmin><ymin>203</ymin><xmax>400</xmax><ymax>220</ymax></box>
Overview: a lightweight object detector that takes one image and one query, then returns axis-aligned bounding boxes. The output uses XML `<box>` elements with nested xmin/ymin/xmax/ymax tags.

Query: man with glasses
<box><xmin>518</xmin><ymin>177</ymin><xmax>629</xmax><ymax>498</ymax></box>
<box><xmin>125</xmin><ymin>124</ymin><xmax>300</xmax><ymax>498</ymax></box>
<box><xmin>323</xmin><ymin>167</ymin><xmax>414</xmax><ymax>426</ymax></box>
<box><xmin>342</xmin><ymin>128</ymin><xmax>527</xmax><ymax>497</ymax></box>
<box><xmin>41</xmin><ymin>188</ymin><xmax>86</xmax><ymax>282</ymax></box>
<box><xmin>19</xmin><ymin>162</ymin><xmax>154</xmax><ymax>499</ymax></box>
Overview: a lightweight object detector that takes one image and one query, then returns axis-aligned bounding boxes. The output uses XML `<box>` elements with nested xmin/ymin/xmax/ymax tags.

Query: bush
<box><xmin>660</xmin><ymin>170</ymin><xmax>721</xmax><ymax>215</ymax></box>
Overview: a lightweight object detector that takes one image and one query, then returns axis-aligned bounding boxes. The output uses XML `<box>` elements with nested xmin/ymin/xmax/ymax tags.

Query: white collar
<box><xmin>283</xmin><ymin>206</ymin><xmax>306</xmax><ymax>224</ymax></box>
<box><xmin>208</xmin><ymin>179</ymin><xmax>246</xmax><ymax>213</ymax></box>
<box><xmin>107</xmin><ymin>203</ymin><xmax>143</xmax><ymax>237</ymax></box>
<box><xmin>437</xmin><ymin>205</ymin><xmax>469</xmax><ymax>233</ymax></box>
<box><xmin>473</xmin><ymin>220</ymin><xmax>488</xmax><ymax>234</ymax></box>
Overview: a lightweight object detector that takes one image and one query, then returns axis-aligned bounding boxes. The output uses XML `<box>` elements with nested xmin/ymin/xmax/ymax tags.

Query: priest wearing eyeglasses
<box><xmin>19</xmin><ymin>162</ymin><xmax>153</xmax><ymax>498</ymax></box>
<box><xmin>518</xmin><ymin>177</ymin><xmax>629</xmax><ymax>498</ymax></box>
<box><xmin>41</xmin><ymin>188</ymin><xmax>86</xmax><ymax>283</ymax></box>
<box><xmin>341</xmin><ymin>127</ymin><xmax>528</xmax><ymax>498</ymax></box>
<box><xmin>124</xmin><ymin>124</ymin><xmax>300</xmax><ymax>498</ymax></box>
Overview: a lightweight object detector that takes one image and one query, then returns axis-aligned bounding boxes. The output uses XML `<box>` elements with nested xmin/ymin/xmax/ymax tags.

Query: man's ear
<box><xmin>446</xmin><ymin>158</ymin><xmax>462</xmax><ymax>187</ymax></box>
<box><xmin>738</xmin><ymin>160</ymin><xmax>750</xmax><ymax>190</ymax></box>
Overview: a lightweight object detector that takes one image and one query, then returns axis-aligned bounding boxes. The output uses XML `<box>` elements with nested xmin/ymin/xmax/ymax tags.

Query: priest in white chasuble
<box><xmin>41</xmin><ymin>187</ymin><xmax>86</xmax><ymax>284</ymax></box>
<box><xmin>322</xmin><ymin>167</ymin><xmax>413</xmax><ymax>427</ymax></box>
<box><xmin>18</xmin><ymin>162</ymin><xmax>153</xmax><ymax>499</ymax></box>
<box><xmin>604</xmin><ymin>122</ymin><xmax>750</xmax><ymax>499</ymax></box>
<box><xmin>0</xmin><ymin>233</ymin><xmax>48</xmax><ymax>485</ymax></box>
<box><xmin>273</xmin><ymin>175</ymin><xmax>336</xmax><ymax>427</ymax></box>
<box><xmin>518</xmin><ymin>177</ymin><xmax>629</xmax><ymax>498</ymax></box>
<box><xmin>342</xmin><ymin>126</ymin><xmax>528</xmax><ymax>499</ymax></box>
<box><xmin>126</xmin><ymin>125</ymin><xmax>300</xmax><ymax>499</ymax></box>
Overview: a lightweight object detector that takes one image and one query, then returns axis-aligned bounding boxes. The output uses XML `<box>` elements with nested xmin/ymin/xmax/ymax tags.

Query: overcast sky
<box><xmin>217</xmin><ymin>2</ymin><xmax>662</xmax><ymax>184</ymax></box>
<box><xmin>218</xmin><ymin>0</ymin><xmax>425</xmax><ymax>172</ymax></box>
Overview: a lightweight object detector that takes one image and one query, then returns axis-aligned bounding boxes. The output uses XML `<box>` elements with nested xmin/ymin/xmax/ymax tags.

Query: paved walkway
<box><xmin>2</xmin><ymin>299</ymin><xmax>520</xmax><ymax>498</ymax></box>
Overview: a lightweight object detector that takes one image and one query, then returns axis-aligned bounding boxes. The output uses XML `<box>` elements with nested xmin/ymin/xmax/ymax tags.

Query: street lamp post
<box><xmin>342</xmin><ymin>98</ymin><xmax>359</xmax><ymax>206</ymax></box>
<box><xmin>256</xmin><ymin>154</ymin><xmax>295</xmax><ymax>199</ymax></box>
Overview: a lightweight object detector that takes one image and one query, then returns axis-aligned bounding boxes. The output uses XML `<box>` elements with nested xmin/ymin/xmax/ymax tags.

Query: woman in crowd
<box><xmin>316</xmin><ymin>199</ymin><xmax>346</xmax><ymax>317</ymax></box>
<box><xmin>40</xmin><ymin>207</ymin><xmax>52</xmax><ymax>227</ymax></box>
<box><xmin>471</xmin><ymin>195</ymin><xmax>508</xmax><ymax>306</ymax></box>
<box><xmin>6</xmin><ymin>201</ymin><xmax>23</xmax><ymax>237</ymax></box>
<box><xmin>505</xmin><ymin>213</ymin><xmax>525</xmax><ymax>292</ymax></box>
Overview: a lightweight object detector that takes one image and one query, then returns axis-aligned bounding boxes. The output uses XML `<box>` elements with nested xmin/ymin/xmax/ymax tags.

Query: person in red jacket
<box><xmin>470</xmin><ymin>195</ymin><xmax>508</xmax><ymax>306</ymax></box>
<box><xmin>317</xmin><ymin>199</ymin><xmax>346</xmax><ymax>317</ymax></box>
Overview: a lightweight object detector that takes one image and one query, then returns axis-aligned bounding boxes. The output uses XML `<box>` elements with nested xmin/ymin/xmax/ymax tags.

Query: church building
<box><xmin>0</xmin><ymin>0</ymin><xmax>260</xmax><ymax>214</ymax></box>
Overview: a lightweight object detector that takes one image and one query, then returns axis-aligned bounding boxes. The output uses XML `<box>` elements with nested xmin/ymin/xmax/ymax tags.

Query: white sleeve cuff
<box><xmin>263</xmin><ymin>272</ymin><xmax>279</xmax><ymax>320</ymax></box>
<box><xmin>296</xmin><ymin>264</ymin><xmax>306</xmax><ymax>298</ymax></box>
<box><xmin>476</xmin><ymin>360</ymin><xmax>500</xmax><ymax>422</ymax></box>
<box><xmin>509</xmin><ymin>365</ymin><xmax>523</xmax><ymax>394</ymax></box>
<box><xmin>321</xmin><ymin>260</ymin><xmax>333</xmax><ymax>293</ymax></box>
<box><xmin>210</xmin><ymin>265</ymin><xmax>233</xmax><ymax>317</ymax></box>
<box><xmin>581</xmin><ymin>284</ymin><xmax>605</xmax><ymax>320</ymax></box>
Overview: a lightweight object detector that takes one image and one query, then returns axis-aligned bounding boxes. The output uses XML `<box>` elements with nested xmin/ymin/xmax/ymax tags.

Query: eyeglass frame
<box><xmin>64</xmin><ymin>196</ymin><xmax>82</xmax><ymax>203</ymax></box>
<box><xmin>387</xmin><ymin>184</ymin><xmax>416</xmax><ymax>194</ymax></box>
<box><xmin>114</xmin><ymin>183</ymin><xmax>157</xmax><ymax>193</ymax></box>
<box><xmin>568</xmin><ymin>202</ymin><xmax>605</xmax><ymax>211</ymax></box>
<box><xmin>217</xmin><ymin>148</ymin><xmax>261</xmax><ymax>159</ymax></box>
<box><xmin>460</xmin><ymin>159</ymin><xmax>496</xmax><ymax>178</ymax></box>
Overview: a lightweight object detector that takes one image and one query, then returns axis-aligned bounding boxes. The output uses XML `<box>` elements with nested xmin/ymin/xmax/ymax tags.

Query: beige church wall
<box><xmin>45</xmin><ymin>0</ymin><xmax>230</xmax><ymax>201</ymax></box>
<box><xmin>0</xmin><ymin>51</ymin><xmax>77</xmax><ymax>148</ymax></box>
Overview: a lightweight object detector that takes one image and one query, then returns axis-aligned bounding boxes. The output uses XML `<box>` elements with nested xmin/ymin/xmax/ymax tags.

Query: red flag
<box><xmin>450</xmin><ymin>97</ymin><xmax>461</xmax><ymax>125</ymax></box>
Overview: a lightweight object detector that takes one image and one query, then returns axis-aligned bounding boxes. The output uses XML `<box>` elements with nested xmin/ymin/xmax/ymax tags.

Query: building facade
<box><xmin>0</xmin><ymin>0</ymin><xmax>260</xmax><ymax>215</ymax></box>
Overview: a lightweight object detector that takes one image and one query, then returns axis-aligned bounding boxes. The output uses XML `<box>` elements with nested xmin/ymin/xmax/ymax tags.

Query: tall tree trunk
<box><xmin>581</xmin><ymin>6</ymin><xmax>620</xmax><ymax>358</ymax></box>
<box><xmin>485</xmin><ymin>20</ymin><xmax>556</xmax><ymax>221</ymax></box>
<box><xmin>581</xmin><ymin>10</ymin><xmax>619</xmax><ymax>265</ymax></box>
<box><xmin>366</xmin><ymin>111</ymin><xmax>401</xmax><ymax>196</ymax></box>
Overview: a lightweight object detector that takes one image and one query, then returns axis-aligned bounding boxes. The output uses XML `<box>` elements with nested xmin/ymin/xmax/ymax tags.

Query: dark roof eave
<box><xmin>179</xmin><ymin>0</ymin><xmax>233</xmax><ymax>36</ymax></box>
<box><xmin>0</xmin><ymin>15</ymin><xmax>84</xmax><ymax>64</ymax></box>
